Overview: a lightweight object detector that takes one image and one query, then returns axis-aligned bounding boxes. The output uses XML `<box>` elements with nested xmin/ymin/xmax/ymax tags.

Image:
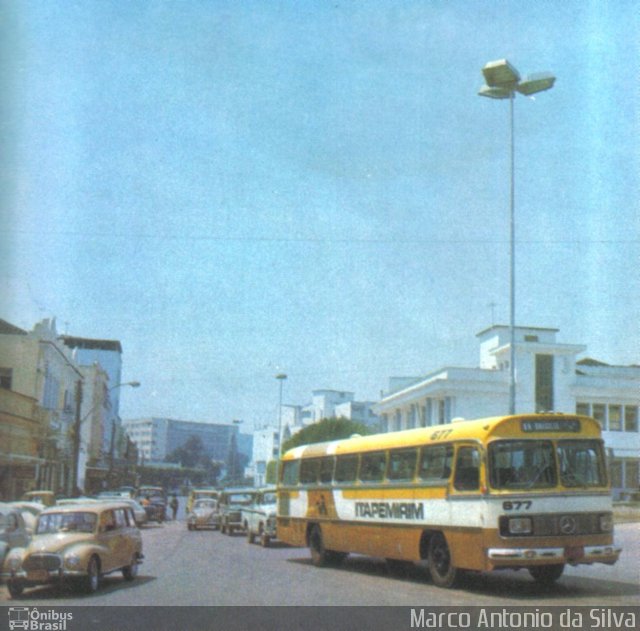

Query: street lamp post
<box><xmin>71</xmin><ymin>380</ymin><xmax>140</xmax><ymax>494</ymax></box>
<box><xmin>275</xmin><ymin>374</ymin><xmax>287</xmax><ymax>460</ymax></box>
<box><xmin>478</xmin><ymin>59</ymin><xmax>555</xmax><ymax>415</ymax></box>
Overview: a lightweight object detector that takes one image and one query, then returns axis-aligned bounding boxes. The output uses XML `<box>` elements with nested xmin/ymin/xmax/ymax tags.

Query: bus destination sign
<box><xmin>521</xmin><ymin>419</ymin><xmax>581</xmax><ymax>433</ymax></box>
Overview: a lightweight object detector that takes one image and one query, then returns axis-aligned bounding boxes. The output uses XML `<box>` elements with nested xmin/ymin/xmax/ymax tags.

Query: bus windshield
<box><xmin>556</xmin><ymin>440</ymin><xmax>606</xmax><ymax>487</ymax></box>
<box><xmin>489</xmin><ymin>440</ymin><xmax>556</xmax><ymax>489</ymax></box>
<box><xmin>489</xmin><ymin>439</ymin><xmax>606</xmax><ymax>490</ymax></box>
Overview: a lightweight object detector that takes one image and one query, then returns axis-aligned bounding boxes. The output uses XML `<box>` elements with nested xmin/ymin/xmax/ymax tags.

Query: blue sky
<box><xmin>1</xmin><ymin>1</ymin><xmax>638</xmax><ymax>427</ymax></box>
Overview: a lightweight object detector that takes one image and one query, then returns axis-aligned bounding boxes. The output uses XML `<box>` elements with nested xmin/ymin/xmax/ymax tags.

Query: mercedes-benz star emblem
<box><xmin>559</xmin><ymin>515</ymin><xmax>577</xmax><ymax>534</ymax></box>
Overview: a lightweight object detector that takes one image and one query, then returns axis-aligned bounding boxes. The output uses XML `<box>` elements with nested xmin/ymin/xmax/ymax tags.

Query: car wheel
<box><xmin>427</xmin><ymin>532</ymin><xmax>461</xmax><ymax>588</ymax></box>
<box><xmin>260</xmin><ymin>532</ymin><xmax>270</xmax><ymax>548</ymax></box>
<box><xmin>7</xmin><ymin>579</ymin><xmax>24</xmax><ymax>598</ymax></box>
<box><xmin>122</xmin><ymin>554</ymin><xmax>139</xmax><ymax>581</ymax></box>
<box><xmin>227</xmin><ymin>525</ymin><xmax>234</xmax><ymax>535</ymax></box>
<box><xmin>247</xmin><ymin>528</ymin><xmax>255</xmax><ymax>544</ymax></box>
<box><xmin>82</xmin><ymin>556</ymin><xmax>101</xmax><ymax>594</ymax></box>
<box><xmin>220</xmin><ymin>522</ymin><xmax>226</xmax><ymax>534</ymax></box>
<box><xmin>188</xmin><ymin>523</ymin><xmax>193</xmax><ymax>531</ymax></box>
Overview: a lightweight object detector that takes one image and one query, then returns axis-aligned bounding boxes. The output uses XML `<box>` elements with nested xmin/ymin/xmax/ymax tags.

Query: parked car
<box><xmin>95</xmin><ymin>497</ymin><xmax>147</xmax><ymax>527</ymax></box>
<box><xmin>141</xmin><ymin>497</ymin><xmax>166</xmax><ymax>523</ymax></box>
<box><xmin>186</xmin><ymin>488</ymin><xmax>219</xmax><ymax>514</ymax></box>
<box><xmin>217</xmin><ymin>489</ymin><xmax>256</xmax><ymax>535</ymax></box>
<box><xmin>242</xmin><ymin>488</ymin><xmax>278</xmax><ymax>547</ymax></box>
<box><xmin>135</xmin><ymin>486</ymin><xmax>167</xmax><ymax>523</ymax></box>
<box><xmin>56</xmin><ymin>498</ymin><xmax>98</xmax><ymax>506</ymax></box>
<box><xmin>21</xmin><ymin>491</ymin><xmax>55</xmax><ymax>507</ymax></box>
<box><xmin>135</xmin><ymin>486</ymin><xmax>166</xmax><ymax>503</ymax></box>
<box><xmin>187</xmin><ymin>499</ymin><xmax>219</xmax><ymax>531</ymax></box>
<box><xmin>1</xmin><ymin>501</ymin><xmax>143</xmax><ymax>598</ymax></box>
<box><xmin>0</xmin><ymin>503</ymin><xmax>32</xmax><ymax>568</ymax></box>
<box><xmin>8</xmin><ymin>502</ymin><xmax>44</xmax><ymax>534</ymax></box>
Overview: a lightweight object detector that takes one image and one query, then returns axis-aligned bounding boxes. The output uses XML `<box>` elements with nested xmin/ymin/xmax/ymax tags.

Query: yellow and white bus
<box><xmin>276</xmin><ymin>413</ymin><xmax>621</xmax><ymax>587</ymax></box>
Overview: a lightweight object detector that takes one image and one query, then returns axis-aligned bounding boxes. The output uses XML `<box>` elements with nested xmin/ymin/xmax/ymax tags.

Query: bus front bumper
<box><xmin>487</xmin><ymin>544</ymin><xmax>622</xmax><ymax>567</ymax></box>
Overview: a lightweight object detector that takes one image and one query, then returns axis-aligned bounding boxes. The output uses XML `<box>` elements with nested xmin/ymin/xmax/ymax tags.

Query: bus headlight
<box><xmin>599</xmin><ymin>514</ymin><xmax>613</xmax><ymax>532</ymax></box>
<box><xmin>508</xmin><ymin>517</ymin><xmax>532</xmax><ymax>535</ymax></box>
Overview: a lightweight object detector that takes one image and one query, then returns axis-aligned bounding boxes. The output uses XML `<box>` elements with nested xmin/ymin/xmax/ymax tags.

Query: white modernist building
<box><xmin>373</xmin><ymin>325</ymin><xmax>639</xmax><ymax>500</ymax></box>
<box><xmin>248</xmin><ymin>389</ymin><xmax>380</xmax><ymax>486</ymax></box>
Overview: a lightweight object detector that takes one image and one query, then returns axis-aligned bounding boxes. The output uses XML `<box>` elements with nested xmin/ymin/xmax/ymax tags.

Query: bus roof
<box><xmin>280</xmin><ymin>414</ymin><xmax>602</xmax><ymax>460</ymax></box>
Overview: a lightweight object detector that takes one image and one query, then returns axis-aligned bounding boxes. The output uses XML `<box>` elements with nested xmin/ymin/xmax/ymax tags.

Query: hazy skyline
<box><xmin>1</xmin><ymin>1</ymin><xmax>638</xmax><ymax>427</ymax></box>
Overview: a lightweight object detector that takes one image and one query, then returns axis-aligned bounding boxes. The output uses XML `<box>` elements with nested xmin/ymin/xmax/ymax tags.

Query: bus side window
<box><xmin>319</xmin><ymin>457</ymin><xmax>335</xmax><ymax>485</ymax></box>
<box><xmin>387</xmin><ymin>449</ymin><xmax>418</xmax><ymax>481</ymax></box>
<box><xmin>419</xmin><ymin>445</ymin><xmax>453</xmax><ymax>482</ymax></box>
<box><xmin>453</xmin><ymin>446</ymin><xmax>480</xmax><ymax>491</ymax></box>
<box><xmin>359</xmin><ymin>452</ymin><xmax>386</xmax><ymax>483</ymax></box>
<box><xmin>300</xmin><ymin>459</ymin><xmax>320</xmax><ymax>485</ymax></box>
<box><xmin>334</xmin><ymin>455</ymin><xmax>358</xmax><ymax>483</ymax></box>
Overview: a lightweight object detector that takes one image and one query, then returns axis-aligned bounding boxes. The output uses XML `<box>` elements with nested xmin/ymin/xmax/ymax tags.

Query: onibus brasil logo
<box><xmin>8</xmin><ymin>607</ymin><xmax>73</xmax><ymax>631</ymax></box>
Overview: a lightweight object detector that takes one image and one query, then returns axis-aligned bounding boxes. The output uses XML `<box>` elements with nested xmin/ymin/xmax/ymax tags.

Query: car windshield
<box><xmin>262</xmin><ymin>493</ymin><xmax>277</xmax><ymax>505</ymax></box>
<box><xmin>227</xmin><ymin>494</ymin><xmax>253</xmax><ymax>505</ymax></box>
<box><xmin>37</xmin><ymin>512</ymin><xmax>97</xmax><ymax>534</ymax></box>
<box><xmin>194</xmin><ymin>500</ymin><xmax>216</xmax><ymax>509</ymax></box>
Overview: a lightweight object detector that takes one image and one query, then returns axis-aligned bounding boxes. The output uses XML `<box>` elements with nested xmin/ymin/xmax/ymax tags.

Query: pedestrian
<box><xmin>170</xmin><ymin>494</ymin><xmax>179</xmax><ymax>520</ymax></box>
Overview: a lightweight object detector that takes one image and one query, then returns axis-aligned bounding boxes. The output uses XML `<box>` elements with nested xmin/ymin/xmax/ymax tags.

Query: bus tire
<box><xmin>427</xmin><ymin>532</ymin><xmax>460</xmax><ymax>588</ymax></box>
<box><xmin>528</xmin><ymin>564</ymin><xmax>564</xmax><ymax>585</ymax></box>
<box><xmin>309</xmin><ymin>525</ymin><xmax>345</xmax><ymax>567</ymax></box>
<box><xmin>309</xmin><ymin>525</ymin><xmax>327</xmax><ymax>566</ymax></box>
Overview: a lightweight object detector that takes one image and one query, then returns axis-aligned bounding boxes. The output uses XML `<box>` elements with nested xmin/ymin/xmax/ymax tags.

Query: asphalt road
<box><xmin>1</xmin><ymin>518</ymin><xmax>637</xmax><ymax>607</ymax></box>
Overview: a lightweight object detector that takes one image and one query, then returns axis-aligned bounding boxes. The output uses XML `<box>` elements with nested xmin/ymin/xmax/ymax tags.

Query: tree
<box><xmin>281</xmin><ymin>417</ymin><xmax>373</xmax><ymax>453</ymax></box>
<box><xmin>165</xmin><ymin>435</ymin><xmax>208</xmax><ymax>468</ymax></box>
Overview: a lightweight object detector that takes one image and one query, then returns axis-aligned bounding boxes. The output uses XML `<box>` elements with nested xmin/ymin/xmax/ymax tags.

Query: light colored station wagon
<box><xmin>2</xmin><ymin>501</ymin><xmax>143</xmax><ymax>598</ymax></box>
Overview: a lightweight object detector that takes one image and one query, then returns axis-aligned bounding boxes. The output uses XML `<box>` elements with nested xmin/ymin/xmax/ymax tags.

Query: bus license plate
<box><xmin>564</xmin><ymin>546</ymin><xmax>585</xmax><ymax>562</ymax></box>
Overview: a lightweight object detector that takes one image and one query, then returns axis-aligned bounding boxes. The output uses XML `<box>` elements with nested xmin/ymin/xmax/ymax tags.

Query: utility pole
<box><xmin>70</xmin><ymin>379</ymin><xmax>83</xmax><ymax>495</ymax></box>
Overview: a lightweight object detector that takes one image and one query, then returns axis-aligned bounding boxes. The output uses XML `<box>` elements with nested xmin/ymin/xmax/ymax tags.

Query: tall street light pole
<box><xmin>275</xmin><ymin>373</ymin><xmax>287</xmax><ymax>461</ymax></box>
<box><xmin>478</xmin><ymin>59</ymin><xmax>555</xmax><ymax>415</ymax></box>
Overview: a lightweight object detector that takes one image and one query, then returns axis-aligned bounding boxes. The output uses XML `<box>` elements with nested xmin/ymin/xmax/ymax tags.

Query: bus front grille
<box><xmin>499</xmin><ymin>512</ymin><xmax>608</xmax><ymax>537</ymax></box>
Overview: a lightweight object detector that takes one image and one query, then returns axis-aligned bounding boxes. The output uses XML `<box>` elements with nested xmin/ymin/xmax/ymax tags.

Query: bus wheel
<box><xmin>528</xmin><ymin>564</ymin><xmax>564</xmax><ymax>585</ymax></box>
<box><xmin>309</xmin><ymin>525</ymin><xmax>345</xmax><ymax>567</ymax></box>
<box><xmin>428</xmin><ymin>532</ymin><xmax>460</xmax><ymax>588</ymax></box>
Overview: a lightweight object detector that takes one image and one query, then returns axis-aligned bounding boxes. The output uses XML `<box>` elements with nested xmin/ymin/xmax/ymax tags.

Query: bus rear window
<box><xmin>281</xmin><ymin>460</ymin><xmax>300</xmax><ymax>486</ymax></box>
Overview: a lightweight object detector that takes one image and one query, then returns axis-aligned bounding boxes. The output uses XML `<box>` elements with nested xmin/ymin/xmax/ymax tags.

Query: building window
<box><xmin>608</xmin><ymin>405</ymin><xmax>622</xmax><ymax>432</ymax></box>
<box><xmin>438</xmin><ymin>400</ymin><xmax>446</xmax><ymax>425</ymax></box>
<box><xmin>610</xmin><ymin>460</ymin><xmax>623</xmax><ymax>488</ymax></box>
<box><xmin>576</xmin><ymin>403</ymin><xmax>590</xmax><ymax>417</ymax></box>
<box><xmin>0</xmin><ymin>367</ymin><xmax>13</xmax><ymax>389</ymax></box>
<box><xmin>625</xmin><ymin>406</ymin><xmax>638</xmax><ymax>432</ymax></box>
<box><xmin>592</xmin><ymin>404</ymin><xmax>606</xmax><ymax>428</ymax></box>
<box><xmin>535</xmin><ymin>354</ymin><xmax>554</xmax><ymax>412</ymax></box>
<box><xmin>525</xmin><ymin>335</ymin><xmax>539</xmax><ymax>342</ymax></box>
<box><xmin>625</xmin><ymin>460</ymin><xmax>639</xmax><ymax>491</ymax></box>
